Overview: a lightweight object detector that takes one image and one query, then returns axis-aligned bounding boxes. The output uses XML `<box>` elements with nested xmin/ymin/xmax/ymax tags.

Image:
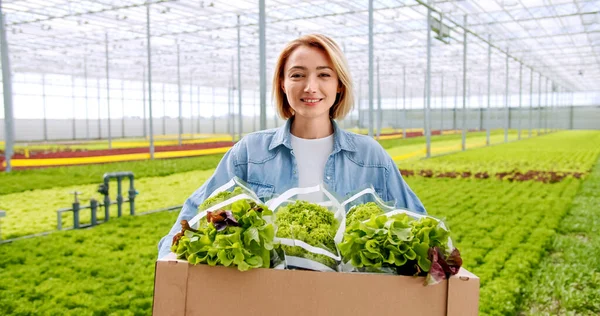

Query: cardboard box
<box><xmin>153</xmin><ymin>254</ymin><xmax>479</xmax><ymax>316</ymax></box>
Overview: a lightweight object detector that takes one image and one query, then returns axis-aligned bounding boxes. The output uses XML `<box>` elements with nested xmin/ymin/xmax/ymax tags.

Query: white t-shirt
<box><xmin>290</xmin><ymin>133</ymin><xmax>334</xmax><ymax>203</ymax></box>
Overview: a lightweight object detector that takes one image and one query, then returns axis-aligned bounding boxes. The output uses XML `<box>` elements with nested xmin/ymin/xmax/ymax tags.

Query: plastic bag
<box><xmin>338</xmin><ymin>187</ymin><xmax>458</xmax><ymax>280</ymax></box>
<box><xmin>266</xmin><ymin>184</ymin><xmax>345</xmax><ymax>272</ymax></box>
<box><xmin>171</xmin><ymin>177</ymin><xmax>282</xmax><ymax>271</ymax></box>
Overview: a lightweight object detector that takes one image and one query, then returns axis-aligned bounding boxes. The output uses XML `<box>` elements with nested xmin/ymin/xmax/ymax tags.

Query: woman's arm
<box><xmin>157</xmin><ymin>144</ymin><xmax>245</xmax><ymax>259</ymax></box>
<box><xmin>385</xmin><ymin>157</ymin><xmax>427</xmax><ymax>214</ymax></box>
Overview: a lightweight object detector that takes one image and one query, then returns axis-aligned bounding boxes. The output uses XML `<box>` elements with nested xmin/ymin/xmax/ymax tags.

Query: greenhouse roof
<box><xmin>2</xmin><ymin>0</ymin><xmax>600</xmax><ymax>95</ymax></box>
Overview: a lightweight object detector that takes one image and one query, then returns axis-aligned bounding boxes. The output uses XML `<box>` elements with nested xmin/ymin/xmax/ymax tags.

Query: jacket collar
<box><xmin>268</xmin><ymin>117</ymin><xmax>357</xmax><ymax>153</ymax></box>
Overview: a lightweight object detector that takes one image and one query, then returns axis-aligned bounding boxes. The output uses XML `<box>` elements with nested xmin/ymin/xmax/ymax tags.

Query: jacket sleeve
<box><xmin>385</xmin><ymin>156</ymin><xmax>427</xmax><ymax>214</ymax></box>
<box><xmin>157</xmin><ymin>143</ymin><xmax>245</xmax><ymax>259</ymax></box>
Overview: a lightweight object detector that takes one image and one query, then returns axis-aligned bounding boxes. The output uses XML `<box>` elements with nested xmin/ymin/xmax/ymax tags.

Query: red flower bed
<box><xmin>2</xmin><ymin>141</ymin><xmax>234</xmax><ymax>160</ymax></box>
<box><xmin>399</xmin><ymin>168</ymin><xmax>585</xmax><ymax>183</ymax></box>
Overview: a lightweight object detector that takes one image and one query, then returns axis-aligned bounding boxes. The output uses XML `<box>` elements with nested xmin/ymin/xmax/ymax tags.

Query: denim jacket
<box><xmin>158</xmin><ymin>119</ymin><xmax>426</xmax><ymax>258</ymax></box>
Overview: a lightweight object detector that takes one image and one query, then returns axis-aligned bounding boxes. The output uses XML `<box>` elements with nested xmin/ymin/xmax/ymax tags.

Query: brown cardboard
<box><xmin>153</xmin><ymin>255</ymin><xmax>479</xmax><ymax>316</ymax></box>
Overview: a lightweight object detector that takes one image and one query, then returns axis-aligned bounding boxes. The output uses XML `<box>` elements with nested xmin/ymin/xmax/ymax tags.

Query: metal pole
<box><xmin>504</xmin><ymin>48</ymin><xmax>509</xmax><ymax>143</ymax></box>
<box><xmin>376</xmin><ymin>58</ymin><xmax>381</xmax><ymax>139</ymax></box>
<box><xmin>84</xmin><ymin>56</ymin><xmax>89</xmax><ymax>140</ymax></box>
<box><xmin>461</xmin><ymin>15</ymin><xmax>467</xmax><ymax>151</ymax></box>
<box><xmin>142</xmin><ymin>68</ymin><xmax>147</xmax><ymax>138</ymax></box>
<box><xmin>395</xmin><ymin>82</ymin><xmax>398</xmax><ymax>133</ymax></box>
<box><xmin>545</xmin><ymin>78</ymin><xmax>549</xmax><ymax>134</ymax></box>
<box><xmin>177</xmin><ymin>43</ymin><xmax>182</xmax><ymax>146</ymax></box>
<box><xmin>97</xmin><ymin>78</ymin><xmax>101</xmax><ymax>139</ymax></box>
<box><xmin>197</xmin><ymin>84</ymin><xmax>201</xmax><ymax>134</ymax></box>
<box><xmin>190</xmin><ymin>78</ymin><xmax>193</xmax><ymax>138</ymax></box>
<box><xmin>538</xmin><ymin>75</ymin><xmax>542</xmax><ymax>135</ymax></box>
<box><xmin>0</xmin><ymin>11</ymin><xmax>14</xmax><ymax>172</ymax></box>
<box><xmin>212</xmin><ymin>87</ymin><xmax>216</xmax><ymax>134</ymax></box>
<box><xmin>146</xmin><ymin>2</ymin><xmax>155</xmax><ymax>159</ymax></box>
<box><xmin>237</xmin><ymin>15</ymin><xmax>243</xmax><ymax>140</ymax></box>
<box><xmin>72</xmin><ymin>75</ymin><xmax>76</xmax><ymax>140</ymax></box>
<box><xmin>552</xmin><ymin>85</ymin><xmax>555</xmax><ymax>132</ymax></box>
<box><xmin>358</xmin><ymin>79</ymin><xmax>362</xmax><ymax>129</ymax></box>
<box><xmin>441</xmin><ymin>72</ymin><xmax>444</xmax><ymax>132</ymax></box>
<box><xmin>425</xmin><ymin>8</ymin><xmax>433</xmax><ymax>157</ymax></box>
<box><xmin>454</xmin><ymin>78</ymin><xmax>457</xmax><ymax>131</ymax></box>
<box><xmin>253</xmin><ymin>89</ymin><xmax>257</xmax><ymax>132</ymax></box>
<box><xmin>477</xmin><ymin>85</ymin><xmax>484</xmax><ymax>131</ymax></box>
<box><xmin>121</xmin><ymin>79</ymin><xmax>125</xmax><ymax>138</ymax></box>
<box><xmin>569</xmin><ymin>90</ymin><xmax>574</xmax><ymax>130</ymax></box>
<box><xmin>402</xmin><ymin>66</ymin><xmax>406</xmax><ymax>138</ymax></box>
<box><xmin>42</xmin><ymin>74</ymin><xmax>48</xmax><ymax>141</ymax></box>
<box><xmin>518</xmin><ymin>62</ymin><xmax>522</xmax><ymax>140</ymax></box>
<box><xmin>105</xmin><ymin>32</ymin><xmax>112</xmax><ymax>149</ymax></box>
<box><xmin>230</xmin><ymin>56</ymin><xmax>235</xmax><ymax>139</ymax></box>
<box><xmin>368</xmin><ymin>0</ymin><xmax>374</xmax><ymax>137</ymax></box>
<box><xmin>528</xmin><ymin>68</ymin><xmax>533</xmax><ymax>137</ymax></box>
<box><xmin>162</xmin><ymin>83</ymin><xmax>166</xmax><ymax>135</ymax></box>
<box><xmin>228</xmin><ymin>81</ymin><xmax>232</xmax><ymax>140</ymax></box>
<box><xmin>486</xmin><ymin>35</ymin><xmax>491</xmax><ymax>145</ymax></box>
<box><xmin>259</xmin><ymin>0</ymin><xmax>266</xmax><ymax>130</ymax></box>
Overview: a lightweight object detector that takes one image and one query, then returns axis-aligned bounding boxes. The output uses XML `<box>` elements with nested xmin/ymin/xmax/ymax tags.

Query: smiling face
<box><xmin>281</xmin><ymin>45</ymin><xmax>341</xmax><ymax>122</ymax></box>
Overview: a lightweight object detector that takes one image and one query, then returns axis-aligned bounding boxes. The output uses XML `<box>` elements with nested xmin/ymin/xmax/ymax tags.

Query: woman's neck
<box><xmin>290</xmin><ymin>116</ymin><xmax>334</xmax><ymax>139</ymax></box>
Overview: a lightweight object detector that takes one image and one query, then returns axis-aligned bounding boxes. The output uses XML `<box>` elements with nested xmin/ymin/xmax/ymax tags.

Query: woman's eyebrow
<box><xmin>288</xmin><ymin>66</ymin><xmax>333</xmax><ymax>71</ymax></box>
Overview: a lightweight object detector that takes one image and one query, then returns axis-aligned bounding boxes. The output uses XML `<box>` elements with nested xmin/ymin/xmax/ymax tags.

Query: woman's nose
<box><xmin>304</xmin><ymin>75</ymin><xmax>319</xmax><ymax>93</ymax></box>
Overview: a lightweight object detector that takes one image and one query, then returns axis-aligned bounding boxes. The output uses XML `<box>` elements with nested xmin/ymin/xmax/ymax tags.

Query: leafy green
<box><xmin>274</xmin><ymin>200</ymin><xmax>339</xmax><ymax>269</ymax></box>
<box><xmin>171</xmin><ymin>199</ymin><xmax>275</xmax><ymax>271</ymax></box>
<box><xmin>339</xmin><ymin>209</ymin><xmax>456</xmax><ymax>282</ymax></box>
<box><xmin>346</xmin><ymin>202</ymin><xmax>385</xmax><ymax>225</ymax></box>
<box><xmin>200</xmin><ymin>187</ymin><xmax>243</xmax><ymax>210</ymax></box>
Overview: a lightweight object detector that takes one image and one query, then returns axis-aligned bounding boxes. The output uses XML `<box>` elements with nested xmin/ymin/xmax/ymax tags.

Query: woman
<box><xmin>158</xmin><ymin>34</ymin><xmax>425</xmax><ymax>259</ymax></box>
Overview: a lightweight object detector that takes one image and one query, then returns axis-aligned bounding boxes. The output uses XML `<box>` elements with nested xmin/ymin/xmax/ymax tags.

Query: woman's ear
<box><xmin>281</xmin><ymin>81</ymin><xmax>286</xmax><ymax>94</ymax></box>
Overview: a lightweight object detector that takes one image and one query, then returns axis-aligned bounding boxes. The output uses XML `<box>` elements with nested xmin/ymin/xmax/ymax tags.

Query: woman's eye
<box><xmin>290</xmin><ymin>73</ymin><xmax>303</xmax><ymax>78</ymax></box>
<box><xmin>319</xmin><ymin>73</ymin><xmax>331</xmax><ymax>77</ymax></box>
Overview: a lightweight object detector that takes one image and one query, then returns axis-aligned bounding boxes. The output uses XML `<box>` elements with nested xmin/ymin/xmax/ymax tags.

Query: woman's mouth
<box><xmin>300</xmin><ymin>98</ymin><xmax>323</xmax><ymax>105</ymax></box>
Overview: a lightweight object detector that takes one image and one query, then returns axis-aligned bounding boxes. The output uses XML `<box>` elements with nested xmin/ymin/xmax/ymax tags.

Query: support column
<box><xmin>425</xmin><ymin>6</ymin><xmax>434</xmax><ymax>157</ymax></box>
<box><xmin>146</xmin><ymin>2</ymin><xmax>155</xmax><ymax>158</ymax></box>
<box><xmin>402</xmin><ymin>66</ymin><xmax>406</xmax><ymax>138</ymax></box>
<box><xmin>461</xmin><ymin>15</ymin><xmax>468</xmax><ymax>151</ymax></box>
<box><xmin>504</xmin><ymin>48</ymin><xmax>509</xmax><ymax>143</ymax></box>
<box><xmin>177</xmin><ymin>43</ymin><xmax>182</xmax><ymax>146</ymax></box>
<box><xmin>368</xmin><ymin>0</ymin><xmax>374</xmax><ymax>137</ymax></box>
<box><xmin>97</xmin><ymin>78</ymin><xmax>101</xmax><ymax>138</ymax></box>
<box><xmin>0</xmin><ymin>11</ymin><xmax>14</xmax><ymax>172</ymax></box>
<box><xmin>376</xmin><ymin>58</ymin><xmax>381</xmax><ymax>139</ymax></box>
<box><xmin>42</xmin><ymin>74</ymin><xmax>48</xmax><ymax>141</ymax></box>
<box><xmin>518</xmin><ymin>62</ymin><xmax>522</xmax><ymax>140</ymax></box>
<box><xmin>121</xmin><ymin>79</ymin><xmax>125</xmax><ymax>138</ymax></box>
<box><xmin>162</xmin><ymin>83</ymin><xmax>166</xmax><ymax>135</ymax></box>
<box><xmin>72</xmin><ymin>75</ymin><xmax>76</xmax><ymax>140</ymax></box>
<box><xmin>537</xmin><ymin>75</ymin><xmax>542</xmax><ymax>135</ymax></box>
<box><xmin>142</xmin><ymin>67</ymin><xmax>147</xmax><ymax>138</ymax></box>
<box><xmin>441</xmin><ymin>72</ymin><xmax>444</xmax><ymax>132</ymax></box>
<box><xmin>486</xmin><ymin>37</ymin><xmax>491</xmax><ymax>145</ymax></box>
<box><xmin>259</xmin><ymin>0</ymin><xmax>266</xmax><ymax>130</ymax></box>
<box><xmin>105</xmin><ymin>32</ymin><xmax>112</xmax><ymax>149</ymax></box>
<box><xmin>84</xmin><ymin>56</ymin><xmax>89</xmax><ymax>140</ymax></box>
<box><xmin>237</xmin><ymin>14</ymin><xmax>243</xmax><ymax>139</ymax></box>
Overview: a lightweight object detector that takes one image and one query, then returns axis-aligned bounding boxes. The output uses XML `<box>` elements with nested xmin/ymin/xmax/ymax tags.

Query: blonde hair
<box><xmin>272</xmin><ymin>34</ymin><xmax>354</xmax><ymax>120</ymax></box>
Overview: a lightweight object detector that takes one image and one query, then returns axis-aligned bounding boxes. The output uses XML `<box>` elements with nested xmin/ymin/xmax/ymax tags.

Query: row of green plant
<box><xmin>400</xmin><ymin>130</ymin><xmax>600</xmax><ymax>174</ymax></box>
<box><xmin>0</xmin><ymin>173</ymin><xmax>584</xmax><ymax>315</ymax></box>
<box><xmin>520</xmin><ymin>157</ymin><xmax>600</xmax><ymax>315</ymax></box>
